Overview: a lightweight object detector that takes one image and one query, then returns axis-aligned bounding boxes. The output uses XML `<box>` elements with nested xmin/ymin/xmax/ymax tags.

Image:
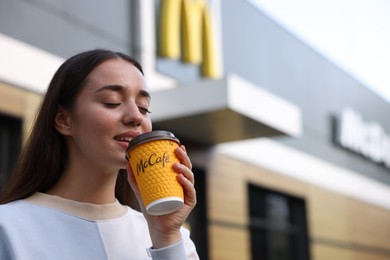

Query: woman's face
<box><xmin>64</xmin><ymin>58</ymin><xmax>152</xmax><ymax>171</ymax></box>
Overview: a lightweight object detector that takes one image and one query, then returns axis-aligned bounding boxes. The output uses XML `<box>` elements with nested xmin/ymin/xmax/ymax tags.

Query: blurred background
<box><xmin>0</xmin><ymin>0</ymin><xmax>389</xmax><ymax>259</ymax></box>
<box><xmin>250</xmin><ymin>0</ymin><xmax>390</xmax><ymax>103</ymax></box>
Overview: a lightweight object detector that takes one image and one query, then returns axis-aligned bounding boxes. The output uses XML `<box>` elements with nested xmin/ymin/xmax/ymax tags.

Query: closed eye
<box><xmin>104</xmin><ymin>102</ymin><xmax>122</xmax><ymax>108</ymax></box>
<box><xmin>139</xmin><ymin>106</ymin><xmax>152</xmax><ymax>114</ymax></box>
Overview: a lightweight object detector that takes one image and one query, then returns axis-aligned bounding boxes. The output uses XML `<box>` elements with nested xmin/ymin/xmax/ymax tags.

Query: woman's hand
<box><xmin>126</xmin><ymin>145</ymin><xmax>197</xmax><ymax>249</ymax></box>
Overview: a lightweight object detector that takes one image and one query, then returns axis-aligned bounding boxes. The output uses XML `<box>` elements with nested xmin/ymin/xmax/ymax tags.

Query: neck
<box><xmin>47</xmin><ymin>162</ymin><xmax>119</xmax><ymax>205</ymax></box>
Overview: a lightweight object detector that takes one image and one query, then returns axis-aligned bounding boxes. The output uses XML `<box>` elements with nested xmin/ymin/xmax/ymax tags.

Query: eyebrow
<box><xmin>94</xmin><ymin>84</ymin><xmax>125</xmax><ymax>93</ymax></box>
<box><xmin>94</xmin><ymin>84</ymin><xmax>151</xmax><ymax>100</ymax></box>
<box><xmin>139</xmin><ymin>89</ymin><xmax>151</xmax><ymax>100</ymax></box>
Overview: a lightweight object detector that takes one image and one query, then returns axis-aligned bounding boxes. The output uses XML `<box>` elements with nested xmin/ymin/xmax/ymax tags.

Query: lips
<box><xmin>115</xmin><ymin>136</ymin><xmax>133</xmax><ymax>149</ymax></box>
<box><xmin>114</xmin><ymin>131</ymin><xmax>140</xmax><ymax>148</ymax></box>
<box><xmin>115</xmin><ymin>136</ymin><xmax>133</xmax><ymax>142</ymax></box>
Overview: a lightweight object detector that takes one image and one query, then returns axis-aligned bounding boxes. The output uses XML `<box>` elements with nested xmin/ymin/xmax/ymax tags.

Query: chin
<box><xmin>120</xmin><ymin>160</ymin><xmax>129</xmax><ymax>169</ymax></box>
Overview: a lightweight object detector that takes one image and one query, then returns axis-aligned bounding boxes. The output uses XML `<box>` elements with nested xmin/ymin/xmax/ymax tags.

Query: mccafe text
<box><xmin>136</xmin><ymin>152</ymin><xmax>170</xmax><ymax>175</ymax></box>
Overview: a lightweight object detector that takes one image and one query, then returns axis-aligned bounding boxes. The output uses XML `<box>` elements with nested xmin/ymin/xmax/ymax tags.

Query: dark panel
<box><xmin>0</xmin><ymin>114</ymin><xmax>22</xmax><ymax>190</ymax></box>
<box><xmin>0</xmin><ymin>0</ymin><xmax>133</xmax><ymax>57</ymax></box>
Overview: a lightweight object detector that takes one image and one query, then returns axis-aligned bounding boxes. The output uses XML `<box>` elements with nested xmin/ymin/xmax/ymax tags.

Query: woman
<box><xmin>0</xmin><ymin>49</ymin><xmax>198</xmax><ymax>259</ymax></box>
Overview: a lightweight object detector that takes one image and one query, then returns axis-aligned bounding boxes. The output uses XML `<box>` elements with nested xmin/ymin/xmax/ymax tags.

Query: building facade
<box><xmin>0</xmin><ymin>0</ymin><xmax>389</xmax><ymax>259</ymax></box>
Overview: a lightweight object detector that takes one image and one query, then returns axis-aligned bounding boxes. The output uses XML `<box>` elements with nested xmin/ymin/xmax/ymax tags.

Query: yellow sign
<box><xmin>159</xmin><ymin>0</ymin><xmax>222</xmax><ymax>79</ymax></box>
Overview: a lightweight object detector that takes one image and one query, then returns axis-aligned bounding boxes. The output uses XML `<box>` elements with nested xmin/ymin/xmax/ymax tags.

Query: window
<box><xmin>186</xmin><ymin>167</ymin><xmax>209</xmax><ymax>260</ymax></box>
<box><xmin>248</xmin><ymin>184</ymin><xmax>310</xmax><ymax>260</ymax></box>
<box><xmin>0</xmin><ymin>114</ymin><xmax>22</xmax><ymax>190</ymax></box>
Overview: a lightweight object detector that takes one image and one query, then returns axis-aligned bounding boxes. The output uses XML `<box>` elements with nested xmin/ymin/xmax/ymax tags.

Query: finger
<box><xmin>177</xmin><ymin>173</ymin><xmax>197</xmax><ymax>208</ymax></box>
<box><xmin>174</xmin><ymin>145</ymin><xmax>192</xmax><ymax>170</ymax></box>
<box><xmin>173</xmin><ymin>162</ymin><xmax>195</xmax><ymax>185</ymax></box>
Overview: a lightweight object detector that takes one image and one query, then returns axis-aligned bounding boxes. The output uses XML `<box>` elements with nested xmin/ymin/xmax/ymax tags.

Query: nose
<box><xmin>123</xmin><ymin>103</ymin><xmax>143</xmax><ymax>127</ymax></box>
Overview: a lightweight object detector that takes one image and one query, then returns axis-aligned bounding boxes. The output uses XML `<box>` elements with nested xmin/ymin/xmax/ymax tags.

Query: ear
<box><xmin>54</xmin><ymin>106</ymin><xmax>72</xmax><ymax>136</ymax></box>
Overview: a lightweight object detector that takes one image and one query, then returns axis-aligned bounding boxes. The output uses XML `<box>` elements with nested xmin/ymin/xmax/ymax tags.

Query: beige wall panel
<box><xmin>208</xmin><ymin>154</ymin><xmax>248</xmax><ymax>225</ymax></box>
<box><xmin>209</xmin><ymin>224</ymin><xmax>250</xmax><ymax>260</ymax></box>
<box><xmin>245</xmin><ymin>163</ymin><xmax>306</xmax><ymax>198</ymax></box>
<box><xmin>22</xmin><ymin>91</ymin><xmax>42</xmax><ymax>142</ymax></box>
<box><xmin>208</xmin><ymin>154</ymin><xmax>308</xmax><ymax>225</ymax></box>
<box><xmin>0</xmin><ymin>83</ymin><xmax>42</xmax><ymax>131</ymax></box>
<box><xmin>307</xmin><ymin>186</ymin><xmax>351</xmax><ymax>243</ymax></box>
<box><xmin>208</xmin><ymin>154</ymin><xmax>390</xmax><ymax>259</ymax></box>
<box><xmin>312</xmin><ymin>243</ymin><xmax>353</xmax><ymax>260</ymax></box>
<box><xmin>0</xmin><ymin>83</ymin><xmax>42</xmax><ymax>144</ymax></box>
<box><xmin>348</xmin><ymin>198</ymin><xmax>390</xmax><ymax>250</ymax></box>
<box><xmin>208</xmin><ymin>187</ymin><xmax>247</xmax><ymax>224</ymax></box>
<box><xmin>0</xmin><ymin>83</ymin><xmax>24</xmax><ymax>117</ymax></box>
<box><xmin>353</xmin><ymin>251</ymin><xmax>390</xmax><ymax>260</ymax></box>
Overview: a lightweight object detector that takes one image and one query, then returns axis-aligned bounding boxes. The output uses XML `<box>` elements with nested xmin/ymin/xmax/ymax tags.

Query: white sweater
<box><xmin>0</xmin><ymin>192</ymin><xmax>199</xmax><ymax>260</ymax></box>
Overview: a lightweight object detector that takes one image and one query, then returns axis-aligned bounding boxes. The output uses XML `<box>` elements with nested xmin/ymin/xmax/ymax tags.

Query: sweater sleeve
<box><xmin>147</xmin><ymin>240</ymin><xmax>186</xmax><ymax>260</ymax></box>
<box><xmin>147</xmin><ymin>227</ymin><xmax>199</xmax><ymax>260</ymax></box>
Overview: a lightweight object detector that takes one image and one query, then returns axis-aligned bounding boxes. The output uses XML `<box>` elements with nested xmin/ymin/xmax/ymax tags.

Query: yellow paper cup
<box><xmin>126</xmin><ymin>131</ymin><xmax>184</xmax><ymax>215</ymax></box>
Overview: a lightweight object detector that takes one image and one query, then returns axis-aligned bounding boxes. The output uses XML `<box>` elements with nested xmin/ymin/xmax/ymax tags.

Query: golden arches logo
<box><xmin>159</xmin><ymin>0</ymin><xmax>222</xmax><ymax>79</ymax></box>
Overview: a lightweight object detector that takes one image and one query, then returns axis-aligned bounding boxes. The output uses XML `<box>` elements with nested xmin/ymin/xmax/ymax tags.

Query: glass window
<box><xmin>0</xmin><ymin>114</ymin><xmax>22</xmax><ymax>190</ymax></box>
<box><xmin>248</xmin><ymin>184</ymin><xmax>310</xmax><ymax>260</ymax></box>
<box><xmin>186</xmin><ymin>167</ymin><xmax>209</xmax><ymax>260</ymax></box>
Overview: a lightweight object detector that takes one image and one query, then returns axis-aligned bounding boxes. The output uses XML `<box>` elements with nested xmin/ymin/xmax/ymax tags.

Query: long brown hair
<box><xmin>0</xmin><ymin>49</ymin><xmax>141</xmax><ymax>208</ymax></box>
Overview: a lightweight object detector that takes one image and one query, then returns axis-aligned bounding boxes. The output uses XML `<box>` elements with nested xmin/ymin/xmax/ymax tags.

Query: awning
<box><xmin>149</xmin><ymin>74</ymin><xmax>301</xmax><ymax>146</ymax></box>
